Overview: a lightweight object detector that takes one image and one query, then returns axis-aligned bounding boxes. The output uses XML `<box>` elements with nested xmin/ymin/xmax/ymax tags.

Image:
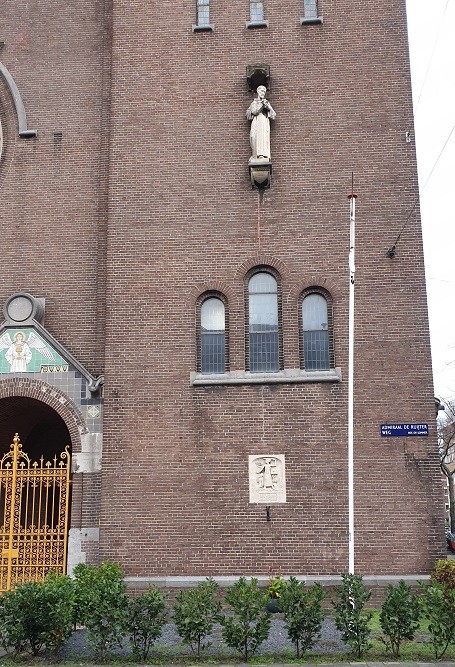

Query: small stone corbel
<box><xmin>249</xmin><ymin>160</ymin><xmax>272</xmax><ymax>190</ymax></box>
<box><xmin>88</xmin><ymin>375</ymin><xmax>104</xmax><ymax>394</ymax></box>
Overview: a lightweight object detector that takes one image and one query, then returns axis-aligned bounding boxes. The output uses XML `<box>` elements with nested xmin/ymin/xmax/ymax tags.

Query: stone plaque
<box><xmin>249</xmin><ymin>454</ymin><xmax>286</xmax><ymax>504</ymax></box>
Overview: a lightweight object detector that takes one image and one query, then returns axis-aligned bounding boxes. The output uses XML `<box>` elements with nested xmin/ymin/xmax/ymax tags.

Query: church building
<box><xmin>0</xmin><ymin>0</ymin><xmax>446</xmax><ymax>590</ymax></box>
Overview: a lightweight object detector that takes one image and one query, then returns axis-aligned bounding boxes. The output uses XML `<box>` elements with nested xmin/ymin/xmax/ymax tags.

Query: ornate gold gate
<box><xmin>0</xmin><ymin>433</ymin><xmax>71</xmax><ymax>592</ymax></box>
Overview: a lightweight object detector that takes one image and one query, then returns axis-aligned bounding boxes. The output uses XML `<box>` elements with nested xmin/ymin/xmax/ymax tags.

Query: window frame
<box><xmin>303</xmin><ymin>0</ymin><xmax>318</xmax><ymax>19</ymax></box>
<box><xmin>192</xmin><ymin>0</ymin><xmax>214</xmax><ymax>32</ymax></box>
<box><xmin>197</xmin><ymin>292</ymin><xmax>229</xmax><ymax>374</ymax></box>
<box><xmin>249</xmin><ymin>0</ymin><xmax>265</xmax><ymax>22</ymax></box>
<box><xmin>196</xmin><ymin>0</ymin><xmax>210</xmax><ymax>26</ymax></box>
<box><xmin>246</xmin><ymin>0</ymin><xmax>268</xmax><ymax>28</ymax></box>
<box><xmin>245</xmin><ymin>267</ymin><xmax>283</xmax><ymax>373</ymax></box>
<box><xmin>299</xmin><ymin>287</ymin><xmax>334</xmax><ymax>371</ymax></box>
<box><xmin>300</xmin><ymin>0</ymin><xmax>322</xmax><ymax>25</ymax></box>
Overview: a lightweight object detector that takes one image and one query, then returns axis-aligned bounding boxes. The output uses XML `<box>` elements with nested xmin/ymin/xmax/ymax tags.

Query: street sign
<box><xmin>380</xmin><ymin>423</ymin><xmax>429</xmax><ymax>437</ymax></box>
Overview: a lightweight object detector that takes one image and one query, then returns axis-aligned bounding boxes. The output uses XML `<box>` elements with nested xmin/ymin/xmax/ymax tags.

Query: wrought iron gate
<box><xmin>0</xmin><ymin>433</ymin><xmax>71</xmax><ymax>591</ymax></box>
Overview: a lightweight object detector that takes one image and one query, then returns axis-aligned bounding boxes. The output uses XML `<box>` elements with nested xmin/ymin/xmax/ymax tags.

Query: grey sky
<box><xmin>406</xmin><ymin>0</ymin><xmax>455</xmax><ymax>399</ymax></box>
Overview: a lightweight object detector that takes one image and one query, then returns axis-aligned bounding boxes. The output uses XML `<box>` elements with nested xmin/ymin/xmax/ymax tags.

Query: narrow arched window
<box><xmin>200</xmin><ymin>297</ymin><xmax>226</xmax><ymax>374</ymax></box>
<box><xmin>302</xmin><ymin>293</ymin><xmax>330</xmax><ymax>370</ymax></box>
<box><xmin>248</xmin><ymin>272</ymin><xmax>279</xmax><ymax>373</ymax></box>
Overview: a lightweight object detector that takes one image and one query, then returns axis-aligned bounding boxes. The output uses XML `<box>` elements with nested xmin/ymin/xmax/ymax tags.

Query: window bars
<box><xmin>248</xmin><ymin>272</ymin><xmax>279</xmax><ymax>373</ymax></box>
<box><xmin>200</xmin><ymin>297</ymin><xmax>226</xmax><ymax>374</ymax></box>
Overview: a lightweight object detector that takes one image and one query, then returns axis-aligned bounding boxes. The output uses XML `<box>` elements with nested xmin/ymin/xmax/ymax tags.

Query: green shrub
<box><xmin>332</xmin><ymin>573</ymin><xmax>372</xmax><ymax>658</ymax></box>
<box><xmin>379</xmin><ymin>580</ymin><xmax>420</xmax><ymax>657</ymax></box>
<box><xmin>279</xmin><ymin>578</ymin><xmax>325</xmax><ymax>658</ymax></box>
<box><xmin>0</xmin><ymin>585</ymin><xmax>34</xmax><ymax>656</ymax></box>
<box><xmin>41</xmin><ymin>573</ymin><xmax>76</xmax><ymax>657</ymax></box>
<box><xmin>0</xmin><ymin>574</ymin><xmax>75</xmax><ymax>657</ymax></box>
<box><xmin>173</xmin><ymin>578</ymin><xmax>221</xmax><ymax>657</ymax></box>
<box><xmin>125</xmin><ymin>587</ymin><xmax>167</xmax><ymax>660</ymax></box>
<box><xmin>267</xmin><ymin>575</ymin><xmax>287</xmax><ymax>599</ymax></box>
<box><xmin>73</xmin><ymin>561</ymin><xmax>128</xmax><ymax>659</ymax></box>
<box><xmin>420</xmin><ymin>580</ymin><xmax>455</xmax><ymax>659</ymax></box>
<box><xmin>220</xmin><ymin>577</ymin><xmax>271</xmax><ymax>661</ymax></box>
<box><xmin>432</xmin><ymin>559</ymin><xmax>455</xmax><ymax>590</ymax></box>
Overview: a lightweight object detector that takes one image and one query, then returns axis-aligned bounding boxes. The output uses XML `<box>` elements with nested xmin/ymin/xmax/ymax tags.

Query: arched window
<box><xmin>248</xmin><ymin>271</ymin><xmax>280</xmax><ymax>373</ymax></box>
<box><xmin>200</xmin><ymin>297</ymin><xmax>226</xmax><ymax>374</ymax></box>
<box><xmin>301</xmin><ymin>292</ymin><xmax>330</xmax><ymax>370</ymax></box>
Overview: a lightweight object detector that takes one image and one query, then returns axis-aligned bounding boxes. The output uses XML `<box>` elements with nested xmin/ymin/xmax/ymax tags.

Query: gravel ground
<box><xmin>60</xmin><ymin>617</ymin><xmax>348</xmax><ymax>660</ymax></box>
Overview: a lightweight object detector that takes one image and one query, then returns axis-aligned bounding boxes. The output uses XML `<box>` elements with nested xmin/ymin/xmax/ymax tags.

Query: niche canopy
<box><xmin>246</xmin><ymin>64</ymin><xmax>270</xmax><ymax>92</ymax></box>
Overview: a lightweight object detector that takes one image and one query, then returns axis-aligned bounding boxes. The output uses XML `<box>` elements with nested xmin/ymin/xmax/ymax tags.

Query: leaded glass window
<box><xmin>303</xmin><ymin>0</ymin><xmax>318</xmax><ymax>19</ymax></box>
<box><xmin>248</xmin><ymin>272</ymin><xmax>279</xmax><ymax>373</ymax></box>
<box><xmin>197</xmin><ymin>0</ymin><xmax>210</xmax><ymax>26</ymax></box>
<box><xmin>302</xmin><ymin>293</ymin><xmax>329</xmax><ymax>370</ymax></box>
<box><xmin>201</xmin><ymin>297</ymin><xmax>225</xmax><ymax>374</ymax></box>
<box><xmin>250</xmin><ymin>0</ymin><xmax>265</xmax><ymax>22</ymax></box>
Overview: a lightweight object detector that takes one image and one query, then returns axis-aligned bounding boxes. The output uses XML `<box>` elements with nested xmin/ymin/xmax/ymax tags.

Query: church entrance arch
<box><xmin>0</xmin><ymin>396</ymin><xmax>72</xmax><ymax>461</ymax></box>
<box><xmin>0</xmin><ymin>387</ymin><xmax>84</xmax><ymax>591</ymax></box>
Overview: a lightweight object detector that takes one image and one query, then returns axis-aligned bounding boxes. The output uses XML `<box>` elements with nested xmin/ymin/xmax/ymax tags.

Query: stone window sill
<box><xmin>192</xmin><ymin>24</ymin><xmax>214</xmax><ymax>32</ymax></box>
<box><xmin>300</xmin><ymin>16</ymin><xmax>323</xmax><ymax>25</ymax></box>
<box><xmin>246</xmin><ymin>20</ymin><xmax>269</xmax><ymax>29</ymax></box>
<box><xmin>190</xmin><ymin>367</ymin><xmax>341</xmax><ymax>386</ymax></box>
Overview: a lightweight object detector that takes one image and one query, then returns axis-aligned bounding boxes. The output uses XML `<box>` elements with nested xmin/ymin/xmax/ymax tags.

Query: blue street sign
<box><xmin>380</xmin><ymin>423</ymin><xmax>429</xmax><ymax>437</ymax></box>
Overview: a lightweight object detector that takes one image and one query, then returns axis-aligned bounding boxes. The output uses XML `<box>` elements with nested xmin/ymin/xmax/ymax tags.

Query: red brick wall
<box><xmin>0</xmin><ymin>0</ymin><xmax>446</xmax><ymax>576</ymax></box>
<box><xmin>0</xmin><ymin>0</ymin><xmax>110</xmax><ymax>374</ymax></box>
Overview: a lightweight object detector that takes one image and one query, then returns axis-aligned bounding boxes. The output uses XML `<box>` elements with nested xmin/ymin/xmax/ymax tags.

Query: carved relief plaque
<box><xmin>249</xmin><ymin>454</ymin><xmax>286</xmax><ymax>504</ymax></box>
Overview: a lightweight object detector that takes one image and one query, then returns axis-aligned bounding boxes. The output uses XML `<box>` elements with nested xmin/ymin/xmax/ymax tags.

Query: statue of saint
<box><xmin>246</xmin><ymin>85</ymin><xmax>276</xmax><ymax>162</ymax></box>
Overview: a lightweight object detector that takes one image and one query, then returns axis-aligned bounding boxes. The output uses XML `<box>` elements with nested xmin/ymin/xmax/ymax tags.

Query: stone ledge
<box><xmin>192</xmin><ymin>24</ymin><xmax>214</xmax><ymax>32</ymax></box>
<box><xmin>246</xmin><ymin>20</ymin><xmax>269</xmax><ymax>29</ymax></box>
<box><xmin>124</xmin><ymin>573</ymin><xmax>430</xmax><ymax>589</ymax></box>
<box><xmin>300</xmin><ymin>16</ymin><xmax>323</xmax><ymax>25</ymax></box>
<box><xmin>190</xmin><ymin>368</ymin><xmax>341</xmax><ymax>386</ymax></box>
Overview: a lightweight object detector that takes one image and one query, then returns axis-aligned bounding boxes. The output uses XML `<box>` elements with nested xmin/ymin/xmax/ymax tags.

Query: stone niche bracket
<box><xmin>249</xmin><ymin>159</ymin><xmax>272</xmax><ymax>191</ymax></box>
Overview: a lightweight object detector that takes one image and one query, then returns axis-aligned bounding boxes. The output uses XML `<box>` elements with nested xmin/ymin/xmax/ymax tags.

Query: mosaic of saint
<box><xmin>0</xmin><ymin>329</ymin><xmax>68</xmax><ymax>373</ymax></box>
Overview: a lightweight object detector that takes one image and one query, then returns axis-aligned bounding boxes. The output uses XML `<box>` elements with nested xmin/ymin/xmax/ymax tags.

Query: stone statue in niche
<box><xmin>246</xmin><ymin>85</ymin><xmax>276</xmax><ymax>162</ymax></box>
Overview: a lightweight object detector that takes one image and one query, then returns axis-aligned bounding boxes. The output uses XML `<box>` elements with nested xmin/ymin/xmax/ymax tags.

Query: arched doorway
<box><xmin>0</xmin><ymin>396</ymin><xmax>71</xmax><ymax>459</ymax></box>
<box><xmin>0</xmin><ymin>397</ymin><xmax>72</xmax><ymax>591</ymax></box>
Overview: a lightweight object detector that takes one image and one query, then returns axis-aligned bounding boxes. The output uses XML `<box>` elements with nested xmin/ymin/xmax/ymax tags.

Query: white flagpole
<box><xmin>348</xmin><ymin>180</ymin><xmax>357</xmax><ymax>574</ymax></box>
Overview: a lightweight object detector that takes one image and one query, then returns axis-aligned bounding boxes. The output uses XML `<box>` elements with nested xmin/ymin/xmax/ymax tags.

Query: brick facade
<box><xmin>0</xmin><ymin>0</ymin><xmax>446</xmax><ymax>578</ymax></box>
